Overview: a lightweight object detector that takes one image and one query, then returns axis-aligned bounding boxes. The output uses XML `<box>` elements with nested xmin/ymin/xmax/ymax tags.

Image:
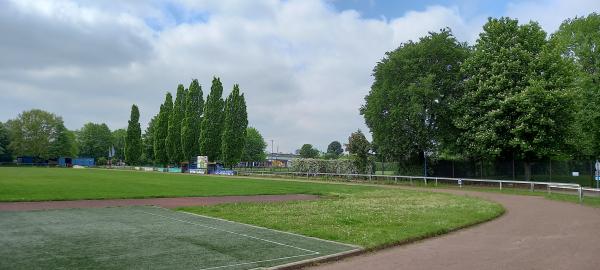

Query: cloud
<box><xmin>506</xmin><ymin>0</ymin><xmax>600</xmax><ymax>34</ymax></box>
<box><xmin>1</xmin><ymin>0</ymin><xmax>596</xmax><ymax>153</ymax></box>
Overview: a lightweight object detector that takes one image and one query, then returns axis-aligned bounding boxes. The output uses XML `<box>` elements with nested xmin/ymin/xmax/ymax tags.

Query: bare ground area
<box><xmin>0</xmin><ymin>194</ymin><xmax>319</xmax><ymax>211</ymax></box>
<box><xmin>307</xmin><ymin>188</ymin><xmax>600</xmax><ymax>270</ymax></box>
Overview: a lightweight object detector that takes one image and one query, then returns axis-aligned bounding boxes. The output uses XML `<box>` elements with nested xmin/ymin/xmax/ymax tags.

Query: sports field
<box><xmin>0</xmin><ymin>167</ymin><xmax>504</xmax><ymax>269</ymax></box>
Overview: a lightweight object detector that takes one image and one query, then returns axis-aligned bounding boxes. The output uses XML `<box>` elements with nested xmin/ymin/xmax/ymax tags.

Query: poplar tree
<box><xmin>181</xmin><ymin>79</ymin><xmax>204</xmax><ymax>161</ymax></box>
<box><xmin>221</xmin><ymin>84</ymin><xmax>248</xmax><ymax>167</ymax></box>
<box><xmin>154</xmin><ymin>92</ymin><xmax>172</xmax><ymax>165</ymax></box>
<box><xmin>125</xmin><ymin>104</ymin><xmax>142</xmax><ymax>165</ymax></box>
<box><xmin>199</xmin><ymin>77</ymin><xmax>225</xmax><ymax>162</ymax></box>
<box><xmin>167</xmin><ymin>84</ymin><xmax>186</xmax><ymax>164</ymax></box>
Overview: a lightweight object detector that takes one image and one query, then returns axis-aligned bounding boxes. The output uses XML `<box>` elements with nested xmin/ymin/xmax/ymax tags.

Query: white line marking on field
<box><xmin>197</xmin><ymin>253</ymin><xmax>318</xmax><ymax>270</ymax></box>
<box><xmin>175</xmin><ymin>208</ymin><xmax>361</xmax><ymax>249</ymax></box>
<box><xmin>138</xmin><ymin>209</ymin><xmax>319</xmax><ymax>254</ymax></box>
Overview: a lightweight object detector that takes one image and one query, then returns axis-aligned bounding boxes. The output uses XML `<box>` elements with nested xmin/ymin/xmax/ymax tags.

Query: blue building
<box><xmin>58</xmin><ymin>157</ymin><xmax>95</xmax><ymax>167</ymax></box>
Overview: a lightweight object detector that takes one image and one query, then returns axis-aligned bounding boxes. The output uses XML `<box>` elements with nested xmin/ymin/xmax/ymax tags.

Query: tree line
<box><xmin>1</xmin><ymin>77</ymin><xmax>267</xmax><ymax>166</ymax></box>
<box><xmin>359</xmin><ymin>14</ymin><xmax>600</xmax><ymax>180</ymax></box>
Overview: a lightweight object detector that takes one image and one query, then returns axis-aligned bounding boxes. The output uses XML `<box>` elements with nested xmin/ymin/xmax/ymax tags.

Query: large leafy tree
<box><xmin>455</xmin><ymin>17</ymin><xmax>575</xmax><ymax>180</ymax></box>
<box><xmin>167</xmin><ymin>85</ymin><xmax>186</xmax><ymax>164</ymax></box>
<box><xmin>550</xmin><ymin>13</ymin><xmax>600</xmax><ymax>159</ymax></box>
<box><xmin>345</xmin><ymin>130</ymin><xmax>371</xmax><ymax>173</ymax></box>
<box><xmin>125</xmin><ymin>104</ymin><xmax>142</xmax><ymax>165</ymax></box>
<box><xmin>361</xmin><ymin>29</ymin><xmax>468</xmax><ymax>164</ymax></box>
<box><xmin>181</xmin><ymin>79</ymin><xmax>204</xmax><ymax>161</ymax></box>
<box><xmin>221</xmin><ymin>84</ymin><xmax>248</xmax><ymax>167</ymax></box>
<box><xmin>199</xmin><ymin>77</ymin><xmax>225</xmax><ymax>162</ymax></box>
<box><xmin>325</xmin><ymin>141</ymin><xmax>343</xmax><ymax>159</ymax></box>
<box><xmin>6</xmin><ymin>109</ymin><xmax>73</xmax><ymax>160</ymax></box>
<box><xmin>0</xmin><ymin>122</ymin><xmax>13</xmax><ymax>162</ymax></box>
<box><xmin>299</xmin><ymin>144</ymin><xmax>320</xmax><ymax>158</ymax></box>
<box><xmin>77</xmin><ymin>122</ymin><xmax>112</xmax><ymax>159</ymax></box>
<box><xmin>154</xmin><ymin>92</ymin><xmax>172</xmax><ymax>165</ymax></box>
<box><xmin>112</xmin><ymin>129</ymin><xmax>126</xmax><ymax>161</ymax></box>
<box><xmin>241</xmin><ymin>127</ymin><xmax>267</xmax><ymax>162</ymax></box>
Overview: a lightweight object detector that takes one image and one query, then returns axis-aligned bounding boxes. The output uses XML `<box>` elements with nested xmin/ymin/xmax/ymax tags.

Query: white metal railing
<box><xmin>238</xmin><ymin>171</ymin><xmax>600</xmax><ymax>203</ymax></box>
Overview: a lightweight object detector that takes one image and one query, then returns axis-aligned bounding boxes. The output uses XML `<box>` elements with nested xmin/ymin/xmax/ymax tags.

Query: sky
<box><xmin>0</xmin><ymin>0</ymin><xmax>598</xmax><ymax>153</ymax></box>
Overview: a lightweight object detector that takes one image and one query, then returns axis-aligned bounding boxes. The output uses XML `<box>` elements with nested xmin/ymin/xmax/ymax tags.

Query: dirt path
<box><xmin>308</xmin><ymin>188</ymin><xmax>600</xmax><ymax>270</ymax></box>
<box><xmin>0</xmin><ymin>194</ymin><xmax>319</xmax><ymax>211</ymax></box>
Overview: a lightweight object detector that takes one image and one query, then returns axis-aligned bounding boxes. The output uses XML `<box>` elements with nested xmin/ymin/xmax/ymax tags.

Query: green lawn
<box><xmin>180</xmin><ymin>189</ymin><xmax>504</xmax><ymax>248</ymax></box>
<box><xmin>0</xmin><ymin>167</ymin><xmax>374</xmax><ymax>202</ymax></box>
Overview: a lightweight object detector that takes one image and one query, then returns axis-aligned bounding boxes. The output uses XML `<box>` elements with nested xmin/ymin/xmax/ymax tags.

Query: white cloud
<box><xmin>1</xmin><ymin>0</ymin><xmax>597</xmax><ymax>153</ymax></box>
<box><xmin>506</xmin><ymin>0</ymin><xmax>600</xmax><ymax>34</ymax></box>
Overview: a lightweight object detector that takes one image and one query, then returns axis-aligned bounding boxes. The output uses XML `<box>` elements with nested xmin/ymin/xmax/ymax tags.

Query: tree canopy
<box><xmin>241</xmin><ymin>127</ymin><xmax>267</xmax><ymax>162</ymax></box>
<box><xmin>154</xmin><ymin>92</ymin><xmax>172</xmax><ymax>165</ymax></box>
<box><xmin>299</xmin><ymin>144</ymin><xmax>320</xmax><ymax>158</ymax></box>
<box><xmin>345</xmin><ymin>130</ymin><xmax>371</xmax><ymax>173</ymax></box>
<box><xmin>221</xmin><ymin>84</ymin><xmax>248</xmax><ymax>167</ymax></box>
<box><xmin>125</xmin><ymin>104</ymin><xmax>142</xmax><ymax>165</ymax></box>
<box><xmin>77</xmin><ymin>122</ymin><xmax>112</xmax><ymax>159</ymax></box>
<box><xmin>181</xmin><ymin>79</ymin><xmax>204</xmax><ymax>161</ymax></box>
<box><xmin>199</xmin><ymin>77</ymin><xmax>225</xmax><ymax>162</ymax></box>
<box><xmin>325</xmin><ymin>141</ymin><xmax>343</xmax><ymax>159</ymax></box>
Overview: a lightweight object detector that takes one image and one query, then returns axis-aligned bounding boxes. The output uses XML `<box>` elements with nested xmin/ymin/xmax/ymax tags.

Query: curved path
<box><xmin>308</xmin><ymin>188</ymin><xmax>600</xmax><ymax>270</ymax></box>
<box><xmin>0</xmin><ymin>194</ymin><xmax>319</xmax><ymax>211</ymax></box>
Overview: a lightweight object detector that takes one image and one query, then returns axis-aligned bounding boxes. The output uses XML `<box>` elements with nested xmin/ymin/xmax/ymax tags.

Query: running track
<box><xmin>309</xmin><ymin>188</ymin><xmax>600</xmax><ymax>270</ymax></box>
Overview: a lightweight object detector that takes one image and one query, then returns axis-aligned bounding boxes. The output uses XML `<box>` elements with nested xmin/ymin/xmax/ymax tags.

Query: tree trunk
<box><xmin>524</xmin><ymin>161</ymin><xmax>532</xmax><ymax>181</ymax></box>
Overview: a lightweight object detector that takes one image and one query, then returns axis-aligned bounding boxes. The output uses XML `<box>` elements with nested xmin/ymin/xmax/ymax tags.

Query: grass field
<box><xmin>0</xmin><ymin>167</ymin><xmax>374</xmax><ymax>201</ymax></box>
<box><xmin>181</xmin><ymin>189</ymin><xmax>504</xmax><ymax>248</ymax></box>
<box><xmin>0</xmin><ymin>167</ymin><xmax>505</xmax><ymax>269</ymax></box>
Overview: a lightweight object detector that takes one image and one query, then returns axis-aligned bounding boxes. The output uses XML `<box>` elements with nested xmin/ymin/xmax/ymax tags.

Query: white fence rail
<box><xmin>239</xmin><ymin>171</ymin><xmax>600</xmax><ymax>203</ymax></box>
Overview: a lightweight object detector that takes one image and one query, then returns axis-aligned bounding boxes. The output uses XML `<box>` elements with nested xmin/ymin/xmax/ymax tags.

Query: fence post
<box><xmin>547</xmin><ymin>184</ymin><xmax>551</xmax><ymax>195</ymax></box>
<box><xmin>424</xmin><ymin>177</ymin><xmax>427</xmax><ymax>186</ymax></box>
<box><xmin>394</xmin><ymin>177</ymin><xmax>398</xmax><ymax>184</ymax></box>
<box><xmin>579</xmin><ymin>187</ymin><xmax>583</xmax><ymax>204</ymax></box>
<box><xmin>499</xmin><ymin>181</ymin><xmax>502</xmax><ymax>190</ymax></box>
<box><xmin>435</xmin><ymin>177</ymin><xmax>438</xmax><ymax>186</ymax></box>
<box><xmin>530</xmin><ymin>183</ymin><xmax>534</xmax><ymax>192</ymax></box>
<box><xmin>410</xmin><ymin>177</ymin><xmax>413</xmax><ymax>185</ymax></box>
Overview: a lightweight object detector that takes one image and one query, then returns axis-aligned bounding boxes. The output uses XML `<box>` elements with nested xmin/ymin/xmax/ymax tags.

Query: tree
<box><xmin>221</xmin><ymin>84</ymin><xmax>249</xmax><ymax>167</ymax></box>
<box><xmin>241</xmin><ymin>127</ymin><xmax>267</xmax><ymax>162</ymax></box>
<box><xmin>48</xmin><ymin>122</ymin><xmax>73</xmax><ymax>158</ymax></box>
<box><xmin>154</xmin><ymin>92</ymin><xmax>172</xmax><ymax>165</ymax></box>
<box><xmin>181</xmin><ymin>79</ymin><xmax>204</xmax><ymax>161</ymax></box>
<box><xmin>362</xmin><ymin>29</ymin><xmax>468</xmax><ymax>164</ymax></box>
<box><xmin>0</xmin><ymin>122</ymin><xmax>12</xmax><ymax>162</ymax></box>
<box><xmin>125</xmin><ymin>104</ymin><xmax>142</xmax><ymax>165</ymax></box>
<box><xmin>6</xmin><ymin>109</ymin><xmax>72</xmax><ymax>160</ymax></box>
<box><xmin>345</xmin><ymin>130</ymin><xmax>371</xmax><ymax>173</ymax></box>
<box><xmin>112</xmin><ymin>129</ymin><xmax>126</xmax><ymax>161</ymax></box>
<box><xmin>78</xmin><ymin>122</ymin><xmax>113</xmax><ymax>159</ymax></box>
<box><xmin>550</xmin><ymin>13</ymin><xmax>600</xmax><ymax>159</ymax></box>
<box><xmin>199</xmin><ymin>77</ymin><xmax>225</xmax><ymax>162</ymax></box>
<box><xmin>325</xmin><ymin>141</ymin><xmax>343</xmax><ymax>159</ymax></box>
<box><xmin>167</xmin><ymin>85</ymin><xmax>186</xmax><ymax>164</ymax></box>
<box><xmin>455</xmin><ymin>17</ymin><xmax>575</xmax><ymax>180</ymax></box>
<box><xmin>299</xmin><ymin>144</ymin><xmax>320</xmax><ymax>158</ymax></box>
<box><xmin>141</xmin><ymin>115</ymin><xmax>157</xmax><ymax>165</ymax></box>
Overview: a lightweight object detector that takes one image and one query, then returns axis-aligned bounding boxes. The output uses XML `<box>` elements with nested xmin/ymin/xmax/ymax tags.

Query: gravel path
<box><xmin>308</xmin><ymin>188</ymin><xmax>600</xmax><ymax>270</ymax></box>
<box><xmin>0</xmin><ymin>194</ymin><xmax>319</xmax><ymax>211</ymax></box>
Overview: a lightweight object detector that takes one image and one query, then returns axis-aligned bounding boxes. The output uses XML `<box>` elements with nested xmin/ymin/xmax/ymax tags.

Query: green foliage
<box><xmin>154</xmin><ymin>92</ymin><xmax>172</xmax><ymax>165</ymax></box>
<box><xmin>361</xmin><ymin>29</ymin><xmax>468</xmax><ymax>162</ymax></box>
<box><xmin>345</xmin><ymin>130</ymin><xmax>371</xmax><ymax>173</ymax></box>
<box><xmin>77</xmin><ymin>122</ymin><xmax>112</xmax><ymax>159</ymax></box>
<box><xmin>199</xmin><ymin>77</ymin><xmax>225</xmax><ymax>162</ymax></box>
<box><xmin>6</xmin><ymin>109</ymin><xmax>73</xmax><ymax>160</ymax></box>
<box><xmin>550</xmin><ymin>13</ymin><xmax>600</xmax><ymax>158</ymax></box>
<box><xmin>221</xmin><ymin>85</ymin><xmax>249</xmax><ymax>167</ymax></box>
<box><xmin>181</xmin><ymin>79</ymin><xmax>204</xmax><ymax>161</ymax></box>
<box><xmin>241</xmin><ymin>127</ymin><xmax>267</xmax><ymax>162</ymax></box>
<box><xmin>111</xmin><ymin>129</ymin><xmax>126</xmax><ymax>161</ymax></box>
<box><xmin>0</xmin><ymin>122</ymin><xmax>13</xmax><ymax>161</ymax></box>
<box><xmin>48</xmin><ymin>122</ymin><xmax>73</xmax><ymax>159</ymax></box>
<box><xmin>291</xmin><ymin>158</ymin><xmax>357</xmax><ymax>174</ymax></box>
<box><xmin>455</xmin><ymin>17</ymin><xmax>575</xmax><ymax>165</ymax></box>
<box><xmin>325</xmin><ymin>141</ymin><xmax>343</xmax><ymax>159</ymax></box>
<box><xmin>167</xmin><ymin>85</ymin><xmax>186</xmax><ymax>164</ymax></box>
<box><xmin>125</xmin><ymin>104</ymin><xmax>142</xmax><ymax>165</ymax></box>
<box><xmin>299</xmin><ymin>144</ymin><xmax>320</xmax><ymax>158</ymax></box>
<box><xmin>141</xmin><ymin>115</ymin><xmax>157</xmax><ymax>165</ymax></box>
